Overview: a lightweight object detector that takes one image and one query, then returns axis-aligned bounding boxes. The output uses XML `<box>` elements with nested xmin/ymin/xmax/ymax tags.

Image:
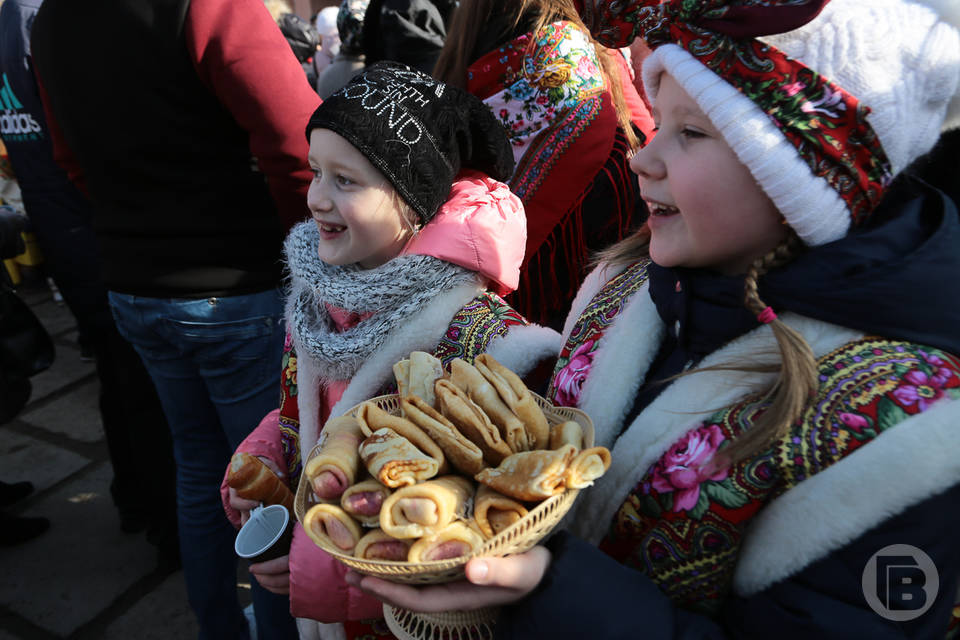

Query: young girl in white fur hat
<box><xmin>347</xmin><ymin>1</ymin><xmax>960</xmax><ymax>637</ymax></box>
<box><xmin>221</xmin><ymin>63</ymin><xmax>560</xmax><ymax>640</ymax></box>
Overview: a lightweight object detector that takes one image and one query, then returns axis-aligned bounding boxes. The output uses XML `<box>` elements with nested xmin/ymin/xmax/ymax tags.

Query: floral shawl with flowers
<box><xmin>468</xmin><ymin>20</ymin><xmax>643</xmax><ymax>325</ymax></box>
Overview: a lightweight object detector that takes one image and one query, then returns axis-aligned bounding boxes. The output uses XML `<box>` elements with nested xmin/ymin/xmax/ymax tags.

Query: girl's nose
<box><xmin>630</xmin><ymin>136</ymin><xmax>665</xmax><ymax>182</ymax></box>
<box><xmin>307</xmin><ymin>179</ymin><xmax>333</xmax><ymax>214</ymax></box>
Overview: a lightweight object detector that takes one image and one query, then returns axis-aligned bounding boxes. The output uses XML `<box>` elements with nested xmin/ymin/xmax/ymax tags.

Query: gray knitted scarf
<box><xmin>285</xmin><ymin>221</ymin><xmax>479</xmax><ymax>381</ymax></box>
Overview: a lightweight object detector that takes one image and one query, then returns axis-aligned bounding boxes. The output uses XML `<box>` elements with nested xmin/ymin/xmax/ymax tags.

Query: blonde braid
<box><xmin>721</xmin><ymin>233</ymin><xmax>817</xmax><ymax>466</ymax></box>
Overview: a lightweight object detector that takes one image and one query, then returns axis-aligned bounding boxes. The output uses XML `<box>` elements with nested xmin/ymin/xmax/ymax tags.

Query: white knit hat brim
<box><xmin>642</xmin><ymin>44</ymin><xmax>851</xmax><ymax>246</ymax></box>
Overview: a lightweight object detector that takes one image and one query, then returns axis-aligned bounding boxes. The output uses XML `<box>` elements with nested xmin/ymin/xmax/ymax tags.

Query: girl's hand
<box><xmin>344</xmin><ymin>546</ymin><xmax>551</xmax><ymax>612</ymax></box>
<box><xmin>250</xmin><ymin>554</ymin><xmax>291</xmax><ymax>595</ymax></box>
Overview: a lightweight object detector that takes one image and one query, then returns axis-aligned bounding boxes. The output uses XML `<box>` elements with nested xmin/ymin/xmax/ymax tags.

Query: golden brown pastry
<box><xmin>380</xmin><ymin>475</ymin><xmax>473</xmax><ymax>539</ymax></box>
<box><xmin>474</xmin><ymin>444</ymin><xmax>578</xmax><ymax>501</ymax></box>
<box><xmin>353</xmin><ymin>528</ymin><xmax>412</xmax><ymax>561</ymax></box>
<box><xmin>356</xmin><ymin>402</ymin><xmax>448</xmax><ymax>474</ymax></box>
<box><xmin>303</xmin><ymin>504</ymin><xmax>363</xmax><ymax>553</ymax></box>
<box><xmin>407</xmin><ymin>521</ymin><xmax>485</xmax><ymax>562</ymax></box>
<box><xmin>359</xmin><ymin>428</ymin><xmax>441</xmax><ymax>488</ymax></box>
<box><xmin>475</xmin><ymin>354</ymin><xmax>550</xmax><ymax>450</ymax></box>
<box><xmin>564</xmin><ymin>446</ymin><xmax>612</xmax><ymax>489</ymax></box>
<box><xmin>227</xmin><ymin>452</ymin><xmax>295</xmax><ymax>512</ymax></box>
<box><xmin>549</xmin><ymin>420</ymin><xmax>583</xmax><ymax>451</ymax></box>
<box><xmin>435</xmin><ymin>379</ymin><xmax>512</xmax><ymax>466</ymax></box>
<box><xmin>340</xmin><ymin>479</ymin><xmax>393</xmax><ymax>526</ymax></box>
<box><xmin>304</xmin><ymin>416</ymin><xmax>364</xmax><ymax>500</ymax></box>
<box><xmin>394</xmin><ymin>351</ymin><xmax>446</xmax><ymax>411</ymax></box>
<box><xmin>473</xmin><ymin>484</ymin><xmax>528</xmax><ymax>539</ymax></box>
<box><xmin>401</xmin><ymin>395</ymin><xmax>485</xmax><ymax>475</ymax></box>
<box><xmin>450</xmin><ymin>358</ymin><xmax>529</xmax><ymax>452</ymax></box>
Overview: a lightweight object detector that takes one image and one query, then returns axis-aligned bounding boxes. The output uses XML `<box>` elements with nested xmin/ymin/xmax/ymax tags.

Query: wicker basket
<box><xmin>293</xmin><ymin>392</ymin><xmax>594</xmax><ymax>584</ymax></box>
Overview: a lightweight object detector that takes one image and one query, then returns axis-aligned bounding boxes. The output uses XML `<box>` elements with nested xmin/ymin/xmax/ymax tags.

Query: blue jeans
<box><xmin>109</xmin><ymin>290</ymin><xmax>296</xmax><ymax>640</ymax></box>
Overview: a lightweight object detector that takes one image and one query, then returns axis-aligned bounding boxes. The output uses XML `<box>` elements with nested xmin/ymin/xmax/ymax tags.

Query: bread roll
<box><xmin>380</xmin><ymin>475</ymin><xmax>473</xmax><ymax>539</ymax></box>
<box><xmin>475</xmin><ymin>354</ymin><xmax>550</xmax><ymax>450</ymax></box>
<box><xmin>359</xmin><ymin>428</ymin><xmax>441</xmax><ymax>488</ymax></box>
<box><xmin>549</xmin><ymin>421</ymin><xmax>583</xmax><ymax>451</ymax></box>
<box><xmin>450</xmin><ymin>359</ymin><xmax>529</xmax><ymax>453</ymax></box>
<box><xmin>473</xmin><ymin>484</ymin><xmax>528</xmax><ymax>539</ymax></box>
<box><xmin>356</xmin><ymin>402</ymin><xmax>448</xmax><ymax>474</ymax></box>
<box><xmin>401</xmin><ymin>396</ymin><xmax>485</xmax><ymax>475</ymax></box>
<box><xmin>564</xmin><ymin>446</ymin><xmax>612</xmax><ymax>489</ymax></box>
<box><xmin>354</xmin><ymin>528</ymin><xmax>412</xmax><ymax>560</ymax></box>
<box><xmin>303</xmin><ymin>504</ymin><xmax>363</xmax><ymax>553</ymax></box>
<box><xmin>435</xmin><ymin>379</ymin><xmax>512</xmax><ymax>466</ymax></box>
<box><xmin>407</xmin><ymin>521</ymin><xmax>485</xmax><ymax>562</ymax></box>
<box><xmin>340</xmin><ymin>479</ymin><xmax>392</xmax><ymax>526</ymax></box>
<box><xmin>475</xmin><ymin>444</ymin><xmax>578</xmax><ymax>501</ymax></box>
<box><xmin>227</xmin><ymin>452</ymin><xmax>294</xmax><ymax>512</ymax></box>
<box><xmin>304</xmin><ymin>416</ymin><xmax>364</xmax><ymax>500</ymax></box>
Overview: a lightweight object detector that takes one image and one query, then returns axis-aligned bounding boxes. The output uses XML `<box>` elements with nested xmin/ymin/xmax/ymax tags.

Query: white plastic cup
<box><xmin>235</xmin><ymin>504</ymin><xmax>293</xmax><ymax>563</ymax></box>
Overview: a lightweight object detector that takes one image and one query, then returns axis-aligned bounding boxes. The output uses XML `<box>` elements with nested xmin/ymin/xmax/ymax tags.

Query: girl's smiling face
<box><xmin>307</xmin><ymin>128</ymin><xmax>415</xmax><ymax>268</ymax></box>
<box><xmin>631</xmin><ymin>73</ymin><xmax>787</xmax><ymax>275</ymax></box>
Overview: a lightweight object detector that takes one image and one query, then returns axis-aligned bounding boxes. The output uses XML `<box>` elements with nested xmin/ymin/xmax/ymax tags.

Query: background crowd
<box><xmin>1</xmin><ymin>0</ymin><xmax>958</xmax><ymax>639</ymax></box>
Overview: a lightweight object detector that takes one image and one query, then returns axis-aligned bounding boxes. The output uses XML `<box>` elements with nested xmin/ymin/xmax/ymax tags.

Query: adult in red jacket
<box><xmin>30</xmin><ymin>1</ymin><xmax>320</xmax><ymax>638</ymax></box>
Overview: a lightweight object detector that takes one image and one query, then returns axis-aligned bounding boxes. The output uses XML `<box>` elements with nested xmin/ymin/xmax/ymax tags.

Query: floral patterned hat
<box><xmin>586</xmin><ymin>0</ymin><xmax>960</xmax><ymax>246</ymax></box>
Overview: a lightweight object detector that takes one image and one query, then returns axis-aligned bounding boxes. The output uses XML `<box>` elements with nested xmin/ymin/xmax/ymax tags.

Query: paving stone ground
<box><xmin>0</xmin><ymin>282</ymin><xmax>254</xmax><ymax>639</ymax></box>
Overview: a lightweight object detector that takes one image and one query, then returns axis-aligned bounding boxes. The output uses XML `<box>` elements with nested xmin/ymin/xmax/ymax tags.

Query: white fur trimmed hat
<box><xmin>633</xmin><ymin>0</ymin><xmax>960</xmax><ymax>246</ymax></box>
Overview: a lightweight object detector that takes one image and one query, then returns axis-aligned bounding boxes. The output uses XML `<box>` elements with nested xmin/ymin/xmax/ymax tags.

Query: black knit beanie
<box><xmin>305</xmin><ymin>62</ymin><xmax>515</xmax><ymax>225</ymax></box>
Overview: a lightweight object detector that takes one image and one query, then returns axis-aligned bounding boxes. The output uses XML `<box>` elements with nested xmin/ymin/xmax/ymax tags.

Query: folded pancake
<box><xmin>303</xmin><ymin>503</ymin><xmax>363</xmax><ymax>554</ymax></box>
<box><xmin>474</xmin><ymin>444</ymin><xmax>578</xmax><ymax>501</ymax></box>
<box><xmin>474</xmin><ymin>484</ymin><xmax>528</xmax><ymax>539</ymax></box>
<box><xmin>401</xmin><ymin>395</ymin><xmax>485</xmax><ymax>475</ymax></box>
<box><xmin>304</xmin><ymin>416</ymin><xmax>364</xmax><ymax>500</ymax></box>
<box><xmin>407</xmin><ymin>351</ymin><xmax>445</xmax><ymax>408</ymax></box>
<box><xmin>359</xmin><ymin>428</ymin><xmax>441</xmax><ymax>488</ymax></box>
<box><xmin>474</xmin><ymin>354</ymin><xmax>550</xmax><ymax>450</ymax></box>
<box><xmin>340</xmin><ymin>479</ymin><xmax>393</xmax><ymax>526</ymax></box>
<box><xmin>356</xmin><ymin>402</ymin><xmax>448</xmax><ymax>474</ymax></box>
<box><xmin>407</xmin><ymin>521</ymin><xmax>485</xmax><ymax>563</ymax></box>
<box><xmin>549</xmin><ymin>420</ymin><xmax>583</xmax><ymax>451</ymax></box>
<box><xmin>380</xmin><ymin>475</ymin><xmax>473</xmax><ymax>539</ymax></box>
<box><xmin>450</xmin><ymin>358</ymin><xmax>528</xmax><ymax>453</ymax></box>
<box><xmin>353</xmin><ymin>528</ymin><xmax>412</xmax><ymax>561</ymax></box>
<box><xmin>564</xmin><ymin>446</ymin><xmax>612</xmax><ymax>489</ymax></box>
<box><xmin>436</xmin><ymin>379</ymin><xmax>512</xmax><ymax>466</ymax></box>
<box><xmin>393</xmin><ymin>359</ymin><xmax>411</xmax><ymax>399</ymax></box>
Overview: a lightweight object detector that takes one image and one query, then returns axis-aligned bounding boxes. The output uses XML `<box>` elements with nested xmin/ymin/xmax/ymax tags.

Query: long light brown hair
<box><xmin>596</xmin><ymin>226</ymin><xmax>817</xmax><ymax>466</ymax></box>
<box><xmin>432</xmin><ymin>0</ymin><xmax>639</xmax><ymax>149</ymax></box>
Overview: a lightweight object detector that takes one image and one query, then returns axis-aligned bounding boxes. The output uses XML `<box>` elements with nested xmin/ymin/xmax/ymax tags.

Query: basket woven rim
<box><xmin>295</xmin><ymin>392</ymin><xmax>594</xmax><ymax>578</ymax></box>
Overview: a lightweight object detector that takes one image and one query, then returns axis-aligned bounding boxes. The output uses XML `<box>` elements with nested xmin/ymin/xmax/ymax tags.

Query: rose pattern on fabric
<box><xmin>552</xmin><ymin>339</ymin><xmax>597</xmax><ymax>407</ymax></box>
<box><xmin>893</xmin><ymin>369</ymin><xmax>948</xmax><ymax>412</ymax></box>
<box><xmin>649</xmin><ymin>423</ymin><xmax>728</xmax><ymax>512</ymax></box>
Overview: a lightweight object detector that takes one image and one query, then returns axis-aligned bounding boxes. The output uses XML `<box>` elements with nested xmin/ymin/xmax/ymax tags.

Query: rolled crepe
<box><xmin>549</xmin><ymin>420</ymin><xmax>583</xmax><ymax>451</ymax></box>
<box><xmin>564</xmin><ymin>446</ymin><xmax>612</xmax><ymax>489</ymax></box>
<box><xmin>475</xmin><ymin>354</ymin><xmax>550</xmax><ymax>450</ymax></box>
<box><xmin>474</xmin><ymin>484</ymin><xmax>528</xmax><ymax>539</ymax></box>
<box><xmin>475</xmin><ymin>444</ymin><xmax>578</xmax><ymax>501</ymax></box>
<box><xmin>450</xmin><ymin>359</ymin><xmax>528</xmax><ymax>453</ymax></box>
<box><xmin>303</xmin><ymin>503</ymin><xmax>363</xmax><ymax>553</ymax></box>
<box><xmin>359</xmin><ymin>428</ymin><xmax>440</xmax><ymax>488</ymax></box>
<box><xmin>354</xmin><ymin>528</ymin><xmax>412</xmax><ymax>561</ymax></box>
<box><xmin>436</xmin><ymin>379</ymin><xmax>512</xmax><ymax>466</ymax></box>
<box><xmin>304</xmin><ymin>416</ymin><xmax>364</xmax><ymax>500</ymax></box>
<box><xmin>401</xmin><ymin>396</ymin><xmax>485</xmax><ymax>475</ymax></box>
<box><xmin>380</xmin><ymin>475</ymin><xmax>473</xmax><ymax>539</ymax></box>
<box><xmin>227</xmin><ymin>452</ymin><xmax>294</xmax><ymax>512</ymax></box>
<box><xmin>356</xmin><ymin>402</ymin><xmax>448</xmax><ymax>474</ymax></box>
<box><xmin>407</xmin><ymin>521</ymin><xmax>485</xmax><ymax>563</ymax></box>
<box><xmin>341</xmin><ymin>479</ymin><xmax>393</xmax><ymax>526</ymax></box>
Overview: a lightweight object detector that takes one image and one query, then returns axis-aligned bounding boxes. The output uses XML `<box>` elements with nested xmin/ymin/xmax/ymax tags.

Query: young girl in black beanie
<box><xmin>222</xmin><ymin>63</ymin><xmax>560</xmax><ymax>640</ymax></box>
